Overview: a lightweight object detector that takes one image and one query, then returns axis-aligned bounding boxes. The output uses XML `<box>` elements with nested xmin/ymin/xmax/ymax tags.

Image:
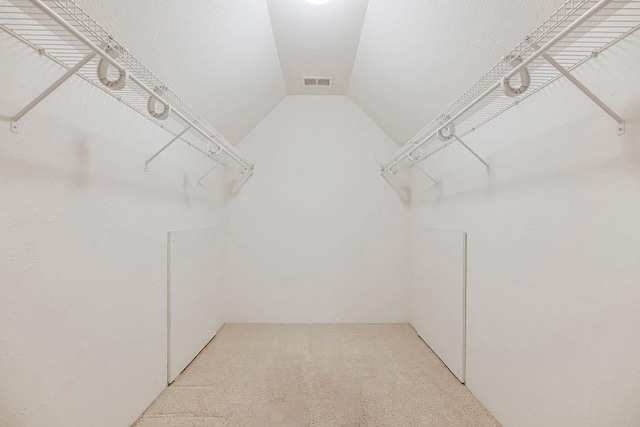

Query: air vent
<box><xmin>301</xmin><ymin>76</ymin><xmax>334</xmax><ymax>87</ymax></box>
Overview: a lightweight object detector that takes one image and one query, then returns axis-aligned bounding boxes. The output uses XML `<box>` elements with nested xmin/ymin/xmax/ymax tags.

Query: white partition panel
<box><xmin>167</xmin><ymin>227</ymin><xmax>223</xmax><ymax>383</ymax></box>
<box><xmin>411</xmin><ymin>228</ymin><xmax>467</xmax><ymax>383</ymax></box>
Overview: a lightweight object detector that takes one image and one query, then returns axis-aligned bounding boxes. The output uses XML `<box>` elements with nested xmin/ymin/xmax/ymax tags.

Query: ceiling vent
<box><xmin>301</xmin><ymin>76</ymin><xmax>334</xmax><ymax>87</ymax></box>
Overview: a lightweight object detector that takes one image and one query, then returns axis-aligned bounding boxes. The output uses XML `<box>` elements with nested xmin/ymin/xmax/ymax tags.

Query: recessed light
<box><xmin>306</xmin><ymin>0</ymin><xmax>331</xmax><ymax>5</ymax></box>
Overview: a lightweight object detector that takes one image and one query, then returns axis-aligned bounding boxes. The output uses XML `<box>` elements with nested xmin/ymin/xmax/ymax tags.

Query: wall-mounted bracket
<box><xmin>231</xmin><ymin>166</ymin><xmax>255</xmax><ymax>192</ymax></box>
<box><xmin>144</xmin><ymin>126</ymin><xmax>192</xmax><ymax>171</ymax></box>
<box><xmin>409</xmin><ymin>159</ymin><xmax>438</xmax><ymax>187</ymax></box>
<box><xmin>196</xmin><ymin>155</ymin><xmax>229</xmax><ymax>185</ymax></box>
<box><xmin>531</xmin><ymin>41</ymin><xmax>625</xmax><ymax>135</ymax></box>
<box><xmin>453</xmin><ymin>135</ymin><xmax>490</xmax><ymax>174</ymax></box>
<box><xmin>9</xmin><ymin>45</ymin><xmax>102</xmax><ymax>134</ymax></box>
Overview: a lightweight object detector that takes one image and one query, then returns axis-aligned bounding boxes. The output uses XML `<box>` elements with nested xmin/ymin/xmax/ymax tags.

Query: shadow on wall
<box><xmin>224</xmin><ymin>169</ymin><xmax>255</xmax><ymax>201</ymax></box>
<box><xmin>0</xmin><ymin>115</ymin><xmax>219</xmax><ymax>206</ymax></box>
<box><xmin>182</xmin><ymin>172</ymin><xmax>190</xmax><ymax>207</ymax></box>
<box><xmin>410</xmin><ymin>116</ymin><xmax>640</xmax><ymax>207</ymax></box>
<box><xmin>73</xmin><ymin>134</ymin><xmax>90</xmax><ymax>190</ymax></box>
<box><xmin>382</xmin><ymin>167</ymin><xmax>412</xmax><ymax>205</ymax></box>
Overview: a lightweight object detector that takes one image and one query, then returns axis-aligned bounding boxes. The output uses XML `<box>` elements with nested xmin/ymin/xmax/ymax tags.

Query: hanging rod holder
<box><xmin>529</xmin><ymin>40</ymin><xmax>625</xmax><ymax>135</ymax></box>
<box><xmin>10</xmin><ymin>42</ymin><xmax>106</xmax><ymax>134</ymax></box>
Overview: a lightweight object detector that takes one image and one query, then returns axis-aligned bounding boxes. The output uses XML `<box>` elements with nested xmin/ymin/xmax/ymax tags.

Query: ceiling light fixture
<box><xmin>305</xmin><ymin>0</ymin><xmax>331</xmax><ymax>5</ymax></box>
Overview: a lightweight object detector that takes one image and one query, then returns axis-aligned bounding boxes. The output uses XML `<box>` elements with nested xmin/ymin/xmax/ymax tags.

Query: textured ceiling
<box><xmin>348</xmin><ymin>0</ymin><xmax>567</xmax><ymax>145</ymax></box>
<box><xmin>75</xmin><ymin>0</ymin><xmax>286</xmax><ymax>144</ymax></box>
<box><xmin>267</xmin><ymin>0</ymin><xmax>369</xmax><ymax>95</ymax></box>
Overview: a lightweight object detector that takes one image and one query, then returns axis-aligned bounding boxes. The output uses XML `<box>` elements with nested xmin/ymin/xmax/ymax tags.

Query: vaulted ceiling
<box><xmin>75</xmin><ymin>0</ymin><xmax>565</xmax><ymax>145</ymax></box>
<box><xmin>267</xmin><ymin>0</ymin><xmax>369</xmax><ymax>94</ymax></box>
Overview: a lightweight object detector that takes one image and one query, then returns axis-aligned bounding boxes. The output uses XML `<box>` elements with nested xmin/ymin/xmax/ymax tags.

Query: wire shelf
<box><xmin>0</xmin><ymin>0</ymin><xmax>253</xmax><ymax>172</ymax></box>
<box><xmin>383</xmin><ymin>0</ymin><xmax>640</xmax><ymax>172</ymax></box>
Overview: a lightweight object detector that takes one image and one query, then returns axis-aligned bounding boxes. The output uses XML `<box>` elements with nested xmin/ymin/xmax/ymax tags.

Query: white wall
<box><xmin>168</xmin><ymin>228</ymin><xmax>224</xmax><ymax>383</ymax></box>
<box><xmin>223</xmin><ymin>96</ymin><xmax>410</xmax><ymax>323</ymax></box>
<box><xmin>0</xmin><ymin>33</ymin><xmax>226</xmax><ymax>426</ymax></box>
<box><xmin>410</xmin><ymin>228</ymin><xmax>467</xmax><ymax>383</ymax></box>
<box><xmin>409</xmin><ymin>36</ymin><xmax>640</xmax><ymax>426</ymax></box>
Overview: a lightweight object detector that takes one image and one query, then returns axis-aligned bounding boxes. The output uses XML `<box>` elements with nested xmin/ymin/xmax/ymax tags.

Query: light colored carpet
<box><xmin>134</xmin><ymin>324</ymin><xmax>498</xmax><ymax>426</ymax></box>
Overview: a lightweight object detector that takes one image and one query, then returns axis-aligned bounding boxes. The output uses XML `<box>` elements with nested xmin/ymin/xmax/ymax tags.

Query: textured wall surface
<box><xmin>0</xmin><ymin>32</ymin><xmax>226</xmax><ymax>427</ymax></box>
<box><xmin>223</xmin><ymin>96</ymin><xmax>410</xmax><ymax>323</ymax></box>
<box><xmin>409</xmin><ymin>33</ymin><xmax>640</xmax><ymax>426</ymax></box>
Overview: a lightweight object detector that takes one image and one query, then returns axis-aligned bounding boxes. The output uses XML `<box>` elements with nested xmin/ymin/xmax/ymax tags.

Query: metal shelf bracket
<box><xmin>144</xmin><ymin>125</ymin><xmax>192</xmax><ymax>171</ymax></box>
<box><xmin>380</xmin><ymin>0</ymin><xmax>638</xmax><ymax>182</ymax></box>
<box><xmin>381</xmin><ymin>169</ymin><xmax>410</xmax><ymax>201</ymax></box>
<box><xmin>1</xmin><ymin>0</ymin><xmax>253</xmax><ymax>178</ymax></box>
<box><xmin>9</xmin><ymin>45</ymin><xmax>103</xmax><ymax>134</ymax></box>
<box><xmin>454</xmin><ymin>135</ymin><xmax>490</xmax><ymax>174</ymax></box>
<box><xmin>231</xmin><ymin>166</ymin><xmax>255</xmax><ymax>192</ymax></box>
<box><xmin>410</xmin><ymin>160</ymin><xmax>439</xmax><ymax>187</ymax></box>
<box><xmin>530</xmin><ymin>41</ymin><xmax>626</xmax><ymax>135</ymax></box>
<box><xmin>196</xmin><ymin>155</ymin><xmax>229</xmax><ymax>185</ymax></box>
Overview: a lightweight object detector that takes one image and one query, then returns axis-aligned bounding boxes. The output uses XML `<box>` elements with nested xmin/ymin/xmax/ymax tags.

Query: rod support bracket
<box><xmin>10</xmin><ymin>119</ymin><xmax>18</xmax><ymax>134</ymax></box>
<box><xmin>530</xmin><ymin>40</ymin><xmax>626</xmax><ymax>134</ymax></box>
<box><xmin>454</xmin><ymin>135</ymin><xmax>491</xmax><ymax>173</ymax></box>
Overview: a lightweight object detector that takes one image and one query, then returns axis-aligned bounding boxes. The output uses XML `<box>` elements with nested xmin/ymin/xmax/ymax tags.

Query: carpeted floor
<box><xmin>134</xmin><ymin>324</ymin><xmax>499</xmax><ymax>426</ymax></box>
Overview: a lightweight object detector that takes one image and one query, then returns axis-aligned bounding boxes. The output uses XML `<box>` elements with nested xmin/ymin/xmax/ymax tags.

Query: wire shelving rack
<box><xmin>381</xmin><ymin>0</ymin><xmax>640</xmax><ymax>186</ymax></box>
<box><xmin>0</xmin><ymin>0</ymin><xmax>254</xmax><ymax>181</ymax></box>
